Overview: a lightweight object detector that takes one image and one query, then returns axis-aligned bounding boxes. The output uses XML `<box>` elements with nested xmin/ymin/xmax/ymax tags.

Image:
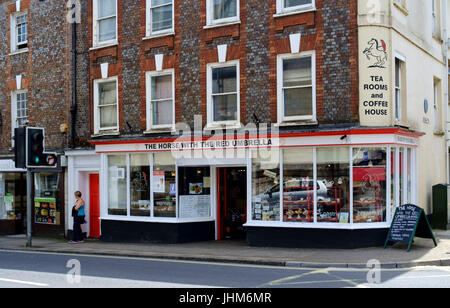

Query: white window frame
<box><xmin>93</xmin><ymin>76</ymin><xmax>119</xmax><ymax>134</ymax></box>
<box><xmin>432</xmin><ymin>0</ymin><xmax>438</xmax><ymax>36</ymax></box>
<box><xmin>10</xmin><ymin>11</ymin><xmax>28</xmax><ymax>53</ymax></box>
<box><xmin>11</xmin><ymin>90</ymin><xmax>28</xmax><ymax>146</ymax></box>
<box><xmin>146</xmin><ymin>69</ymin><xmax>175</xmax><ymax>130</ymax></box>
<box><xmin>276</xmin><ymin>0</ymin><xmax>315</xmax><ymax>16</ymax></box>
<box><xmin>433</xmin><ymin>78</ymin><xmax>441</xmax><ymax>132</ymax></box>
<box><xmin>206</xmin><ymin>60</ymin><xmax>240</xmax><ymax>128</ymax></box>
<box><xmin>206</xmin><ymin>0</ymin><xmax>240</xmax><ymax>26</ymax></box>
<box><xmin>394</xmin><ymin>57</ymin><xmax>403</xmax><ymax>122</ymax></box>
<box><xmin>92</xmin><ymin>0</ymin><xmax>118</xmax><ymax>47</ymax></box>
<box><xmin>146</xmin><ymin>0</ymin><xmax>174</xmax><ymax>37</ymax></box>
<box><xmin>277</xmin><ymin>51</ymin><xmax>316</xmax><ymax>124</ymax></box>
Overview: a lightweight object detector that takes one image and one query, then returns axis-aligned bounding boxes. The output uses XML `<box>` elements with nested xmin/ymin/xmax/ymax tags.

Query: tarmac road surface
<box><xmin>0</xmin><ymin>250</ymin><xmax>449</xmax><ymax>288</ymax></box>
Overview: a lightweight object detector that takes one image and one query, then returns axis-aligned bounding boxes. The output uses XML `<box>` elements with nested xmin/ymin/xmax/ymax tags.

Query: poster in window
<box><xmin>34</xmin><ymin>197</ymin><xmax>57</xmax><ymax>225</ymax></box>
<box><xmin>189</xmin><ymin>183</ymin><xmax>203</xmax><ymax>195</ymax></box>
<box><xmin>153</xmin><ymin>171</ymin><xmax>165</xmax><ymax>193</ymax></box>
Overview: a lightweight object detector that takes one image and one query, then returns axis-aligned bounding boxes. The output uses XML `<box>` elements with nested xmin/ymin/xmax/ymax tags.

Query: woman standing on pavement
<box><xmin>70</xmin><ymin>191</ymin><xmax>86</xmax><ymax>244</ymax></box>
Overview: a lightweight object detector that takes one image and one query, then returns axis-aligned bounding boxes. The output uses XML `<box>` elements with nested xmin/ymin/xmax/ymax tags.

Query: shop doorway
<box><xmin>217</xmin><ymin>167</ymin><xmax>247</xmax><ymax>240</ymax></box>
<box><xmin>89</xmin><ymin>174</ymin><xmax>100</xmax><ymax>239</ymax></box>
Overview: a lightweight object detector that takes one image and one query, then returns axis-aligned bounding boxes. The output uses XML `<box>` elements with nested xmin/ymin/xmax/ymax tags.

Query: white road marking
<box><xmin>0</xmin><ymin>277</ymin><xmax>48</xmax><ymax>287</ymax></box>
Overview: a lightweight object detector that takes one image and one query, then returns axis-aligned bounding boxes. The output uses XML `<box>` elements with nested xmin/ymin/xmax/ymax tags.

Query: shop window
<box><xmin>34</xmin><ymin>173</ymin><xmax>61</xmax><ymax>225</ymax></box>
<box><xmin>407</xmin><ymin>148</ymin><xmax>412</xmax><ymax>204</ymax></box>
<box><xmin>146</xmin><ymin>70</ymin><xmax>174</xmax><ymax>129</ymax></box>
<box><xmin>93</xmin><ymin>0</ymin><xmax>117</xmax><ymax>46</ymax></box>
<box><xmin>277</xmin><ymin>53</ymin><xmax>315</xmax><ymax>123</ymax></box>
<box><xmin>147</xmin><ymin>0</ymin><xmax>173</xmax><ymax>36</ymax></box>
<box><xmin>352</xmin><ymin>148</ymin><xmax>387</xmax><ymax>223</ymax></box>
<box><xmin>282</xmin><ymin>148</ymin><xmax>314</xmax><ymax>222</ymax></box>
<box><xmin>130</xmin><ymin>154</ymin><xmax>150</xmax><ymax>217</ymax></box>
<box><xmin>0</xmin><ymin>173</ymin><xmax>26</xmax><ymax>222</ymax></box>
<box><xmin>399</xmin><ymin>147</ymin><xmax>404</xmax><ymax>206</ymax></box>
<box><xmin>316</xmin><ymin>147</ymin><xmax>350</xmax><ymax>223</ymax></box>
<box><xmin>94</xmin><ymin>77</ymin><xmax>118</xmax><ymax>133</ymax></box>
<box><xmin>108</xmin><ymin>155</ymin><xmax>127</xmax><ymax>216</ymax></box>
<box><xmin>252</xmin><ymin>150</ymin><xmax>280</xmax><ymax>222</ymax></box>
<box><xmin>178</xmin><ymin>167</ymin><xmax>211</xmax><ymax>219</ymax></box>
<box><xmin>153</xmin><ymin>153</ymin><xmax>176</xmax><ymax>218</ymax></box>
<box><xmin>207</xmin><ymin>61</ymin><xmax>239</xmax><ymax>126</ymax></box>
<box><xmin>207</xmin><ymin>0</ymin><xmax>239</xmax><ymax>26</ymax></box>
<box><xmin>390</xmin><ymin>148</ymin><xmax>397</xmax><ymax>217</ymax></box>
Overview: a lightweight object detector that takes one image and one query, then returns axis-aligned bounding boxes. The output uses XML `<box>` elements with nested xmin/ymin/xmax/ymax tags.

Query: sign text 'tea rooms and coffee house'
<box><xmin>359</xmin><ymin>27</ymin><xmax>392</xmax><ymax>126</ymax></box>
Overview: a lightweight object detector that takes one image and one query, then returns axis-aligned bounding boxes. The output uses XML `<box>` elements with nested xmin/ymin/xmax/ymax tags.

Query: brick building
<box><xmin>0</xmin><ymin>0</ymin><xmax>445</xmax><ymax>247</ymax></box>
<box><xmin>0</xmin><ymin>0</ymin><xmax>73</xmax><ymax>237</ymax></box>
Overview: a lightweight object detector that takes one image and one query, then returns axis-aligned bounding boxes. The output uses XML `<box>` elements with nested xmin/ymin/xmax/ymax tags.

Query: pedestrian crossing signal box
<box><xmin>26</xmin><ymin>127</ymin><xmax>57</xmax><ymax>169</ymax></box>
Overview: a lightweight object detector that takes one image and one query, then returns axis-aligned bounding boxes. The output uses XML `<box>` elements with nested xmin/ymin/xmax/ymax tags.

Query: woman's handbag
<box><xmin>72</xmin><ymin>206</ymin><xmax>78</xmax><ymax>217</ymax></box>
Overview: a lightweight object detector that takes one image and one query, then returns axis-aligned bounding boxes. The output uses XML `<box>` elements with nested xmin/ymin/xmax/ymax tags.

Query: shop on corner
<box><xmin>66</xmin><ymin>128</ymin><xmax>421</xmax><ymax>248</ymax></box>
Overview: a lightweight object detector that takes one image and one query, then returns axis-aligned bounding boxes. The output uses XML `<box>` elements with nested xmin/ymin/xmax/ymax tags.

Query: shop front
<box><xmin>89</xmin><ymin>128</ymin><xmax>420</xmax><ymax>248</ymax></box>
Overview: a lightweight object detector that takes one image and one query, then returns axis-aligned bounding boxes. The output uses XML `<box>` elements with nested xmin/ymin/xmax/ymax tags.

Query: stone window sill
<box><xmin>273</xmin><ymin>7</ymin><xmax>316</xmax><ymax>18</ymax></box>
<box><xmin>9</xmin><ymin>48</ymin><xmax>28</xmax><ymax>56</ymax></box>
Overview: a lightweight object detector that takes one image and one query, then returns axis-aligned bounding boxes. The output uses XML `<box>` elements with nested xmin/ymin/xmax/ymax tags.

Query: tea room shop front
<box><xmin>84</xmin><ymin>128</ymin><xmax>420</xmax><ymax>248</ymax></box>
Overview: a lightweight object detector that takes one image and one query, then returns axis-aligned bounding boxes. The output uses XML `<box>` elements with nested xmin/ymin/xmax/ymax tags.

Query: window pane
<box><xmin>316</xmin><ymin>147</ymin><xmax>350</xmax><ymax>223</ymax></box>
<box><xmin>34</xmin><ymin>173</ymin><xmax>61</xmax><ymax>225</ymax></box>
<box><xmin>99</xmin><ymin>81</ymin><xmax>116</xmax><ymax>105</ymax></box>
<box><xmin>130</xmin><ymin>154</ymin><xmax>150</xmax><ymax>217</ymax></box>
<box><xmin>154</xmin><ymin>153</ymin><xmax>177</xmax><ymax>217</ymax></box>
<box><xmin>151</xmin><ymin>75</ymin><xmax>172</xmax><ymax>100</ymax></box>
<box><xmin>252</xmin><ymin>150</ymin><xmax>280</xmax><ymax>222</ymax></box>
<box><xmin>213</xmin><ymin>94</ymin><xmax>237</xmax><ymax>122</ymax></box>
<box><xmin>407</xmin><ymin>148</ymin><xmax>412</xmax><ymax>204</ymax></box>
<box><xmin>284</xmin><ymin>87</ymin><xmax>312</xmax><ymax>117</ymax></box>
<box><xmin>283</xmin><ymin>148</ymin><xmax>314</xmax><ymax>222</ymax></box>
<box><xmin>353</xmin><ymin>148</ymin><xmax>387</xmax><ymax>223</ymax></box>
<box><xmin>283</xmin><ymin>57</ymin><xmax>312</xmax><ymax>87</ymax></box>
<box><xmin>284</xmin><ymin>0</ymin><xmax>312</xmax><ymax>8</ymax></box>
<box><xmin>213</xmin><ymin>0</ymin><xmax>237</xmax><ymax>20</ymax></box>
<box><xmin>152</xmin><ymin>0</ymin><xmax>171</xmax><ymax>5</ymax></box>
<box><xmin>390</xmin><ymin>148</ymin><xmax>396</xmax><ymax>218</ymax></box>
<box><xmin>178</xmin><ymin>167</ymin><xmax>211</xmax><ymax>218</ymax></box>
<box><xmin>108</xmin><ymin>155</ymin><xmax>127</xmax><ymax>216</ymax></box>
<box><xmin>98</xmin><ymin>0</ymin><xmax>116</xmax><ymax>18</ymax></box>
<box><xmin>212</xmin><ymin>66</ymin><xmax>237</xmax><ymax>94</ymax></box>
<box><xmin>100</xmin><ymin>105</ymin><xmax>117</xmax><ymax>128</ymax></box>
<box><xmin>152</xmin><ymin>100</ymin><xmax>173</xmax><ymax>125</ymax></box>
<box><xmin>99</xmin><ymin>17</ymin><xmax>116</xmax><ymax>42</ymax></box>
<box><xmin>0</xmin><ymin>173</ymin><xmax>26</xmax><ymax>221</ymax></box>
<box><xmin>151</xmin><ymin>5</ymin><xmax>172</xmax><ymax>32</ymax></box>
<box><xmin>399</xmin><ymin>147</ymin><xmax>404</xmax><ymax>206</ymax></box>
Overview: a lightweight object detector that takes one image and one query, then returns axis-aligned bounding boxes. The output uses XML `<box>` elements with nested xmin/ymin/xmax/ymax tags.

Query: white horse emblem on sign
<box><xmin>363</xmin><ymin>38</ymin><xmax>388</xmax><ymax>68</ymax></box>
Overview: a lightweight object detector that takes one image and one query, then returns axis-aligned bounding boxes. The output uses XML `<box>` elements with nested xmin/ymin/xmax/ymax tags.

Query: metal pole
<box><xmin>26</xmin><ymin>170</ymin><xmax>32</xmax><ymax>247</ymax></box>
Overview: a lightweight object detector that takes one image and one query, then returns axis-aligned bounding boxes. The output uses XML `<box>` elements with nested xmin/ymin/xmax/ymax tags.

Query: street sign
<box><xmin>384</xmin><ymin>204</ymin><xmax>437</xmax><ymax>252</ymax></box>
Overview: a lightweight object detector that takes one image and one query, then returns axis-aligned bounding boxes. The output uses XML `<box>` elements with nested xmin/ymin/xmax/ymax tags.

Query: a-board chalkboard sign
<box><xmin>384</xmin><ymin>204</ymin><xmax>437</xmax><ymax>252</ymax></box>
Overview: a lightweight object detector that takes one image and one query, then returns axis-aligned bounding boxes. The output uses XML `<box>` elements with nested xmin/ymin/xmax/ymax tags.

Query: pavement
<box><xmin>0</xmin><ymin>230</ymin><xmax>449</xmax><ymax>269</ymax></box>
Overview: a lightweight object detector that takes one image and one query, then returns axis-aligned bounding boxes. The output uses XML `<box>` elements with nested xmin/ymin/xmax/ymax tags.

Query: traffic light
<box><xmin>26</xmin><ymin>127</ymin><xmax>57</xmax><ymax>168</ymax></box>
<box><xmin>14</xmin><ymin>127</ymin><xmax>26</xmax><ymax>169</ymax></box>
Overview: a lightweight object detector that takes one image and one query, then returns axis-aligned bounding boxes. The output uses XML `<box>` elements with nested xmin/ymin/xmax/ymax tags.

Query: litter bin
<box><xmin>432</xmin><ymin>184</ymin><xmax>450</xmax><ymax>230</ymax></box>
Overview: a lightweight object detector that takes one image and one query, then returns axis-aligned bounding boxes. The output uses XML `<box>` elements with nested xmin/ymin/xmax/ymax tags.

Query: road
<box><xmin>0</xmin><ymin>250</ymin><xmax>449</xmax><ymax>288</ymax></box>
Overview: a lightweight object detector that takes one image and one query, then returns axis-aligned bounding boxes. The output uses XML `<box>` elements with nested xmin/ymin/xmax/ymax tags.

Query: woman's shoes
<box><xmin>68</xmin><ymin>240</ymin><xmax>85</xmax><ymax>244</ymax></box>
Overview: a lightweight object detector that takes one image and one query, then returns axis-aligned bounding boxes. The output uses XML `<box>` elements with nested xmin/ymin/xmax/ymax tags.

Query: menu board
<box><xmin>35</xmin><ymin>197</ymin><xmax>57</xmax><ymax>225</ymax></box>
<box><xmin>384</xmin><ymin>204</ymin><xmax>436</xmax><ymax>252</ymax></box>
<box><xmin>179</xmin><ymin>195</ymin><xmax>211</xmax><ymax>218</ymax></box>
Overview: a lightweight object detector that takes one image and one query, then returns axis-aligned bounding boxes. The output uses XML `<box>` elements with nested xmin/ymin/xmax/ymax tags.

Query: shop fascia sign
<box><xmin>143</xmin><ymin>137</ymin><xmax>277</xmax><ymax>151</ymax></box>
